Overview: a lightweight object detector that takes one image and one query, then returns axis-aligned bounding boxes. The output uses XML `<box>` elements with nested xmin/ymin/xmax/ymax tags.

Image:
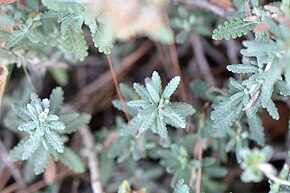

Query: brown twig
<box><xmin>107</xmin><ymin>54</ymin><xmax>131</xmax><ymax>122</ymax></box>
<box><xmin>79</xmin><ymin>126</ymin><xmax>103</xmax><ymax>193</ymax></box>
<box><xmin>177</xmin><ymin>0</ymin><xmax>226</xmax><ymax>17</ymax></box>
<box><xmin>0</xmin><ymin>140</ymin><xmax>28</xmax><ymax>193</ymax></box>
<box><xmin>72</xmin><ymin>43</ymin><xmax>151</xmax><ymax>113</ymax></box>
<box><xmin>191</xmin><ymin>33</ymin><xmax>216</xmax><ymax>86</ymax></box>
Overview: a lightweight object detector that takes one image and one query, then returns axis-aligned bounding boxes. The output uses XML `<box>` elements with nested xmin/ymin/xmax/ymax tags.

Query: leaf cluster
<box><xmin>8</xmin><ymin>87</ymin><xmax>90</xmax><ymax>175</ymax></box>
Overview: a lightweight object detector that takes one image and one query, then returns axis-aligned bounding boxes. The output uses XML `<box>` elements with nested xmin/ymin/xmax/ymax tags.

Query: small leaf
<box><xmin>133</xmin><ymin>83</ymin><xmax>151</xmax><ymax>100</ymax></box>
<box><xmin>162</xmin><ymin>76</ymin><xmax>180</xmax><ymax>99</ymax></box>
<box><xmin>248</xmin><ymin>115</ymin><xmax>265</xmax><ymax>145</ymax></box>
<box><xmin>34</xmin><ymin>148</ymin><xmax>50</xmax><ymax>175</ymax></box>
<box><xmin>8</xmin><ymin>138</ymin><xmax>28</xmax><ymax>161</ymax></box>
<box><xmin>11</xmin><ymin>103</ymin><xmax>31</xmax><ymax>121</ymax></box>
<box><xmin>45</xmin><ymin>131</ymin><xmax>64</xmax><ymax>153</ymax></box>
<box><xmin>212</xmin><ymin>17</ymin><xmax>257</xmax><ymax>40</ymax></box>
<box><xmin>227</xmin><ymin>64</ymin><xmax>259</xmax><ymax>74</ymax></box>
<box><xmin>59</xmin><ymin>147</ymin><xmax>85</xmax><ymax>173</ymax></box>
<box><xmin>22</xmin><ymin>137</ymin><xmax>41</xmax><ymax>160</ymax></box>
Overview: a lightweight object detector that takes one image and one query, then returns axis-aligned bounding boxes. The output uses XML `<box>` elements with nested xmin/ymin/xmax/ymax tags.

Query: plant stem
<box><xmin>107</xmin><ymin>54</ymin><xmax>131</xmax><ymax>121</ymax></box>
<box><xmin>79</xmin><ymin>126</ymin><xmax>103</xmax><ymax>193</ymax></box>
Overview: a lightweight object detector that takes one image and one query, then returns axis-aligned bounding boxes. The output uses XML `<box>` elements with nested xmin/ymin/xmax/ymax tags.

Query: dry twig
<box><xmin>79</xmin><ymin>126</ymin><xmax>103</xmax><ymax>193</ymax></box>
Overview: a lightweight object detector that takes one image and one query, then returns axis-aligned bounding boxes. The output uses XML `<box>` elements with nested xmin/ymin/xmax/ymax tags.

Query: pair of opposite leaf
<box><xmin>8</xmin><ymin>87</ymin><xmax>90</xmax><ymax>175</ymax></box>
<box><xmin>127</xmin><ymin>71</ymin><xmax>195</xmax><ymax>138</ymax></box>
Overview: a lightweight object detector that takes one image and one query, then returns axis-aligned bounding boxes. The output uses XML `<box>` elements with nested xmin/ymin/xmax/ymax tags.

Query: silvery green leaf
<box><xmin>49</xmin><ymin>87</ymin><xmax>64</xmax><ymax>114</ymax></box>
<box><xmin>146</xmin><ymin>82</ymin><xmax>160</xmax><ymax>103</ymax></box>
<box><xmin>30</xmin><ymin>92</ymin><xmax>41</xmax><ymax>106</ymax></box>
<box><xmin>18</xmin><ymin>121</ymin><xmax>37</xmax><ymax>132</ymax></box>
<box><xmin>26</xmin><ymin>104</ymin><xmax>38</xmax><ymax>120</ymax></box>
<box><xmin>139</xmin><ymin>110</ymin><xmax>157</xmax><ymax>134</ymax></box>
<box><xmin>161</xmin><ymin>107</ymin><xmax>186</xmax><ymax>128</ymax></box>
<box><xmin>211</xmin><ymin>92</ymin><xmax>244</xmax><ymax>131</ymax></box>
<box><xmin>276</xmin><ymin>80</ymin><xmax>290</xmax><ymax>96</ymax></box>
<box><xmin>175</xmin><ymin>179</ymin><xmax>190</xmax><ymax>193</ymax></box>
<box><xmin>162</xmin><ymin>76</ymin><xmax>180</xmax><ymax>99</ymax></box>
<box><xmin>157</xmin><ymin>117</ymin><xmax>168</xmax><ymax>138</ymax></box>
<box><xmin>133</xmin><ymin>83</ymin><xmax>151</xmax><ymax>100</ymax></box>
<box><xmin>49</xmin><ymin>121</ymin><xmax>65</xmax><ymax>131</ymax></box>
<box><xmin>151</xmin><ymin>71</ymin><xmax>162</xmax><ymax>95</ymax></box>
<box><xmin>119</xmin><ymin>83</ymin><xmax>139</xmax><ymax>100</ymax></box>
<box><xmin>34</xmin><ymin>147</ymin><xmax>50</xmax><ymax>175</ymax></box>
<box><xmin>263</xmin><ymin>99</ymin><xmax>279</xmax><ymax>120</ymax></box>
<box><xmin>34</xmin><ymin>104</ymin><xmax>43</xmax><ymax>114</ymax></box>
<box><xmin>127</xmin><ymin>100</ymin><xmax>150</xmax><ymax>108</ymax></box>
<box><xmin>41</xmin><ymin>98</ymin><xmax>50</xmax><ymax>110</ymax></box>
<box><xmin>11</xmin><ymin>104</ymin><xmax>31</xmax><ymax>121</ymax></box>
<box><xmin>229</xmin><ymin>78</ymin><xmax>245</xmax><ymax>91</ymax></box>
<box><xmin>227</xmin><ymin>64</ymin><xmax>259</xmax><ymax>74</ymax></box>
<box><xmin>23</xmin><ymin>159</ymin><xmax>36</xmax><ymax>182</ymax></box>
<box><xmin>45</xmin><ymin>131</ymin><xmax>64</xmax><ymax>153</ymax></box>
<box><xmin>47</xmin><ymin>114</ymin><xmax>59</xmax><ymax>121</ymax></box>
<box><xmin>59</xmin><ymin>147</ymin><xmax>85</xmax><ymax>173</ymax></box>
<box><xmin>168</xmin><ymin>102</ymin><xmax>195</xmax><ymax>117</ymax></box>
<box><xmin>22</xmin><ymin>137</ymin><xmax>41</xmax><ymax>160</ymax></box>
<box><xmin>9</xmin><ymin>139</ymin><xmax>28</xmax><ymax>161</ymax></box>
<box><xmin>60</xmin><ymin>113</ymin><xmax>91</xmax><ymax>134</ymax></box>
<box><xmin>248</xmin><ymin>115</ymin><xmax>265</xmax><ymax>146</ymax></box>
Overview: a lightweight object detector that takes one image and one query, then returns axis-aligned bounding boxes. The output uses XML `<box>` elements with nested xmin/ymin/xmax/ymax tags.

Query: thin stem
<box><xmin>0</xmin><ymin>140</ymin><xmax>28</xmax><ymax>193</ymax></box>
<box><xmin>22</xmin><ymin>65</ymin><xmax>36</xmax><ymax>92</ymax></box>
<box><xmin>107</xmin><ymin>54</ymin><xmax>131</xmax><ymax>122</ymax></box>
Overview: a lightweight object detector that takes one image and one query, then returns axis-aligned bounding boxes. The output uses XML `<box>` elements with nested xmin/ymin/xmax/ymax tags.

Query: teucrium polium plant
<box><xmin>127</xmin><ymin>71</ymin><xmax>195</xmax><ymax>138</ymax></box>
<box><xmin>1</xmin><ymin>0</ymin><xmax>290</xmax><ymax>192</ymax></box>
<box><xmin>8</xmin><ymin>87</ymin><xmax>91</xmax><ymax>175</ymax></box>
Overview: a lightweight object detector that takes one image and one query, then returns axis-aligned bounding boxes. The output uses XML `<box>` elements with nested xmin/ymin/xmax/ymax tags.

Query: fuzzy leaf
<box><xmin>212</xmin><ymin>17</ymin><xmax>257</xmax><ymax>40</ymax></box>
<box><xmin>11</xmin><ymin>103</ymin><xmax>31</xmax><ymax>121</ymax></box>
<box><xmin>59</xmin><ymin>147</ymin><xmax>85</xmax><ymax>173</ymax></box>
<box><xmin>18</xmin><ymin>121</ymin><xmax>36</xmax><ymax>132</ymax></box>
<box><xmin>151</xmin><ymin>71</ymin><xmax>162</xmax><ymax>95</ymax></box>
<box><xmin>8</xmin><ymin>139</ymin><xmax>28</xmax><ymax>161</ymax></box>
<box><xmin>211</xmin><ymin>92</ymin><xmax>244</xmax><ymax>132</ymax></box>
<box><xmin>162</xmin><ymin>76</ymin><xmax>180</xmax><ymax>99</ymax></box>
<box><xmin>45</xmin><ymin>131</ymin><xmax>64</xmax><ymax>153</ymax></box>
<box><xmin>127</xmin><ymin>100</ymin><xmax>150</xmax><ymax>108</ymax></box>
<box><xmin>168</xmin><ymin>102</ymin><xmax>195</xmax><ymax>117</ymax></box>
<box><xmin>91</xmin><ymin>22</ymin><xmax>113</xmax><ymax>54</ymax></box>
<box><xmin>22</xmin><ymin>137</ymin><xmax>41</xmax><ymax>160</ymax></box>
<box><xmin>248</xmin><ymin>115</ymin><xmax>265</xmax><ymax>146</ymax></box>
<box><xmin>34</xmin><ymin>148</ymin><xmax>50</xmax><ymax>175</ymax></box>
<box><xmin>276</xmin><ymin>80</ymin><xmax>290</xmax><ymax>96</ymax></box>
<box><xmin>175</xmin><ymin>179</ymin><xmax>190</xmax><ymax>193</ymax></box>
<box><xmin>62</xmin><ymin>26</ymin><xmax>88</xmax><ymax>61</ymax></box>
<box><xmin>146</xmin><ymin>82</ymin><xmax>160</xmax><ymax>103</ymax></box>
<box><xmin>227</xmin><ymin>64</ymin><xmax>259</xmax><ymax>74</ymax></box>
<box><xmin>133</xmin><ymin>83</ymin><xmax>151</xmax><ymax>101</ymax></box>
<box><xmin>60</xmin><ymin>113</ymin><xmax>91</xmax><ymax>134</ymax></box>
<box><xmin>49</xmin><ymin>87</ymin><xmax>64</xmax><ymax>115</ymax></box>
<box><xmin>161</xmin><ymin>107</ymin><xmax>186</xmax><ymax>128</ymax></box>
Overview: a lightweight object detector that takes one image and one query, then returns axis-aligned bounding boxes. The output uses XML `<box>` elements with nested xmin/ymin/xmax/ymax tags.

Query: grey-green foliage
<box><xmin>8</xmin><ymin>87</ymin><xmax>90</xmax><ymax>175</ymax></box>
<box><xmin>160</xmin><ymin>144</ymin><xmax>227</xmax><ymax>189</ymax></box>
<box><xmin>269</xmin><ymin>164</ymin><xmax>290</xmax><ymax>193</ymax></box>
<box><xmin>174</xmin><ymin>179</ymin><xmax>191</xmax><ymax>193</ymax></box>
<box><xmin>211</xmin><ymin>16</ymin><xmax>290</xmax><ymax>145</ymax></box>
<box><xmin>240</xmin><ymin>146</ymin><xmax>273</xmax><ymax>183</ymax></box>
<box><xmin>127</xmin><ymin>71</ymin><xmax>195</xmax><ymax>138</ymax></box>
<box><xmin>212</xmin><ymin>17</ymin><xmax>258</xmax><ymax>40</ymax></box>
<box><xmin>170</xmin><ymin>6</ymin><xmax>214</xmax><ymax>44</ymax></box>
